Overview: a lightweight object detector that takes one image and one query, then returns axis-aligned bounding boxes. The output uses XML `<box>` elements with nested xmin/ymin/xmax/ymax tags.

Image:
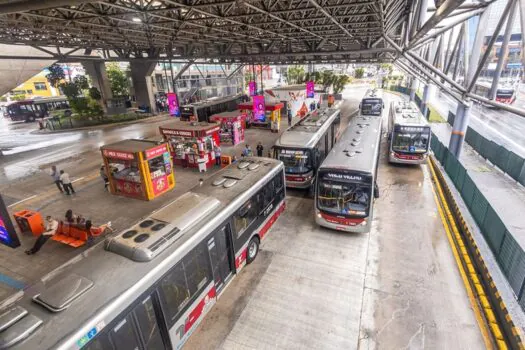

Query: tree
<box><xmin>380</xmin><ymin>63</ymin><xmax>393</xmax><ymax>75</ymax></box>
<box><xmin>287</xmin><ymin>66</ymin><xmax>305</xmax><ymax>84</ymax></box>
<box><xmin>74</xmin><ymin>75</ymin><xmax>89</xmax><ymax>90</ymax></box>
<box><xmin>0</xmin><ymin>96</ymin><xmax>7</xmax><ymax>102</ymax></box>
<box><xmin>333</xmin><ymin>75</ymin><xmax>351</xmax><ymax>94</ymax></box>
<box><xmin>46</xmin><ymin>64</ymin><xmax>66</xmax><ymax>88</ymax></box>
<box><xmin>89</xmin><ymin>87</ymin><xmax>102</xmax><ymax>101</ymax></box>
<box><xmin>60</xmin><ymin>82</ymin><xmax>80</xmax><ymax>99</ymax></box>
<box><xmin>106</xmin><ymin>63</ymin><xmax>130</xmax><ymax>96</ymax></box>
<box><xmin>354</xmin><ymin>68</ymin><xmax>365</xmax><ymax>79</ymax></box>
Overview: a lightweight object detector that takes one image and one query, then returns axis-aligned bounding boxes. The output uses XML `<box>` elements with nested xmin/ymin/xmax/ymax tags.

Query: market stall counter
<box><xmin>210</xmin><ymin>111</ymin><xmax>246</xmax><ymax>146</ymax></box>
<box><xmin>237</xmin><ymin>100</ymin><xmax>284</xmax><ymax>132</ymax></box>
<box><xmin>100</xmin><ymin>140</ymin><xmax>175</xmax><ymax>201</ymax></box>
<box><xmin>159</xmin><ymin>120</ymin><xmax>221</xmax><ymax>169</ymax></box>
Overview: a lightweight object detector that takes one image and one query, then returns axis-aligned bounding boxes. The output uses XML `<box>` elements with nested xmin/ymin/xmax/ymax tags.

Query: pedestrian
<box><xmin>256</xmin><ymin>142</ymin><xmax>264</xmax><ymax>157</ymax></box>
<box><xmin>50</xmin><ymin>165</ymin><xmax>63</xmax><ymax>193</ymax></box>
<box><xmin>100</xmin><ymin>165</ymin><xmax>109</xmax><ymax>191</ymax></box>
<box><xmin>242</xmin><ymin>144</ymin><xmax>252</xmax><ymax>157</ymax></box>
<box><xmin>317</xmin><ymin>101</ymin><xmax>321</xmax><ymax>109</ymax></box>
<box><xmin>214</xmin><ymin>144</ymin><xmax>222</xmax><ymax>166</ymax></box>
<box><xmin>60</xmin><ymin>170</ymin><xmax>75</xmax><ymax>195</ymax></box>
<box><xmin>232</xmin><ymin>155</ymin><xmax>238</xmax><ymax>164</ymax></box>
<box><xmin>25</xmin><ymin>216</ymin><xmax>58</xmax><ymax>255</ymax></box>
<box><xmin>287</xmin><ymin>108</ymin><xmax>292</xmax><ymax>126</ymax></box>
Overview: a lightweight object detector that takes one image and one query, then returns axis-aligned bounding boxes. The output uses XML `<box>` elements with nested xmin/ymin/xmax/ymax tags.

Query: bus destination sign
<box><xmin>395</xmin><ymin>125</ymin><xmax>429</xmax><ymax>133</ymax></box>
<box><xmin>323</xmin><ymin>173</ymin><xmax>364</xmax><ymax>182</ymax></box>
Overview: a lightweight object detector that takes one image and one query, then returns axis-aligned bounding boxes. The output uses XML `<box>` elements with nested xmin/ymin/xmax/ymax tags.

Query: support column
<box><xmin>410</xmin><ymin>78</ymin><xmax>418</xmax><ymax>101</ymax></box>
<box><xmin>422</xmin><ymin>83</ymin><xmax>431</xmax><ymax>116</ymax></box>
<box><xmin>467</xmin><ymin>7</ymin><xmax>491</xmax><ymax>87</ymax></box>
<box><xmin>130</xmin><ymin>61</ymin><xmax>157</xmax><ymax>113</ymax></box>
<box><xmin>82</xmin><ymin>61</ymin><xmax>113</xmax><ymax>102</ymax></box>
<box><xmin>449</xmin><ymin>99</ymin><xmax>472</xmax><ymax>158</ymax></box>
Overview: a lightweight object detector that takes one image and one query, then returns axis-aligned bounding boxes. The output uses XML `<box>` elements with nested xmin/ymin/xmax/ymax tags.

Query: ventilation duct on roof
<box><xmin>0</xmin><ymin>306</ymin><xmax>42</xmax><ymax>349</ymax></box>
<box><xmin>33</xmin><ymin>274</ymin><xmax>93</xmax><ymax>312</ymax></box>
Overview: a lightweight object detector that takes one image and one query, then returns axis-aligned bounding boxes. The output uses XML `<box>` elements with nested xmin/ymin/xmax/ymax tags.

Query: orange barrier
<box><xmin>13</xmin><ymin>210</ymin><xmax>44</xmax><ymax>236</ymax></box>
<box><xmin>52</xmin><ymin>222</ymin><xmax>89</xmax><ymax>248</ymax></box>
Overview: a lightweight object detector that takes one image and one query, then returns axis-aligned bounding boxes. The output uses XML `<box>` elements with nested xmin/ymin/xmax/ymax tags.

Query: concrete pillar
<box><xmin>409</xmin><ymin>78</ymin><xmax>418</xmax><ymax>101</ymax></box>
<box><xmin>449</xmin><ymin>99</ymin><xmax>472</xmax><ymax>158</ymax></box>
<box><xmin>130</xmin><ymin>61</ymin><xmax>157</xmax><ymax>112</ymax></box>
<box><xmin>422</xmin><ymin>83</ymin><xmax>431</xmax><ymax>116</ymax></box>
<box><xmin>82</xmin><ymin>61</ymin><xmax>113</xmax><ymax>101</ymax></box>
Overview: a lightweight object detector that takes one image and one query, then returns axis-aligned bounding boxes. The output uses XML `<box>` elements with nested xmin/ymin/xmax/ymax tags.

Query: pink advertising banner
<box><xmin>306</xmin><ymin>81</ymin><xmax>315</xmax><ymax>98</ymax></box>
<box><xmin>167</xmin><ymin>92</ymin><xmax>180</xmax><ymax>117</ymax></box>
<box><xmin>249</xmin><ymin>81</ymin><xmax>257</xmax><ymax>96</ymax></box>
<box><xmin>253</xmin><ymin>95</ymin><xmax>266</xmax><ymax>121</ymax></box>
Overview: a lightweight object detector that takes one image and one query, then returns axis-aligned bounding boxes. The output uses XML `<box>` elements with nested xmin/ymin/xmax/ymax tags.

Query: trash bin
<box><xmin>197</xmin><ymin>158</ymin><xmax>207</xmax><ymax>172</ymax></box>
<box><xmin>13</xmin><ymin>210</ymin><xmax>44</xmax><ymax>236</ymax></box>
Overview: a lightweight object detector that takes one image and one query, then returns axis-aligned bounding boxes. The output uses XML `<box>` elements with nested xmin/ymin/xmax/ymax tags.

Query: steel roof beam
<box><xmin>0</xmin><ymin>0</ymin><xmax>98</xmax><ymax>14</ymax></box>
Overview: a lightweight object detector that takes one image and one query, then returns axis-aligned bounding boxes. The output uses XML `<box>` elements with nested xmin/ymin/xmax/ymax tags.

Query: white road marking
<box><xmin>72</xmin><ymin>177</ymin><xmax>85</xmax><ymax>183</ymax></box>
<box><xmin>7</xmin><ymin>195</ymin><xmax>37</xmax><ymax>208</ymax></box>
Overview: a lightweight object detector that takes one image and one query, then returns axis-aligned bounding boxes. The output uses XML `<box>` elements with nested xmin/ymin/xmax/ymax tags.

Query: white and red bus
<box><xmin>473</xmin><ymin>81</ymin><xmax>517</xmax><ymax>104</ymax></box>
<box><xmin>1</xmin><ymin>158</ymin><xmax>285</xmax><ymax>350</ymax></box>
<box><xmin>315</xmin><ymin>114</ymin><xmax>382</xmax><ymax>233</ymax></box>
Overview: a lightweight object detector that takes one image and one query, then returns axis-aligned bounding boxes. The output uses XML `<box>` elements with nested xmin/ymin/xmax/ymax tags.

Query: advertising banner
<box><xmin>249</xmin><ymin>81</ymin><xmax>257</xmax><ymax>96</ymax></box>
<box><xmin>253</xmin><ymin>95</ymin><xmax>266</xmax><ymax>122</ymax></box>
<box><xmin>167</xmin><ymin>92</ymin><xmax>181</xmax><ymax>117</ymax></box>
<box><xmin>0</xmin><ymin>195</ymin><xmax>20</xmax><ymax>248</ymax></box>
<box><xmin>306</xmin><ymin>81</ymin><xmax>315</xmax><ymax>98</ymax></box>
<box><xmin>145</xmin><ymin>144</ymin><xmax>168</xmax><ymax>160</ymax></box>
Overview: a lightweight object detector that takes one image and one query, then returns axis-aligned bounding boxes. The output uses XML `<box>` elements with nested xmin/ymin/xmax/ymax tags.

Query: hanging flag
<box><xmin>167</xmin><ymin>92</ymin><xmax>180</xmax><ymax>117</ymax></box>
<box><xmin>249</xmin><ymin>81</ymin><xmax>257</xmax><ymax>96</ymax></box>
<box><xmin>253</xmin><ymin>95</ymin><xmax>265</xmax><ymax>121</ymax></box>
<box><xmin>306</xmin><ymin>81</ymin><xmax>315</xmax><ymax>98</ymax></box>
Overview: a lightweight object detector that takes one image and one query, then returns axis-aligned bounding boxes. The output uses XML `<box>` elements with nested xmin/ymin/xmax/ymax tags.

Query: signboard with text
<box><xmin>253</xmin><ymin>95</ymin><xmax>266</xmax><ymax>121</ymax></box>
<box><xmin>167</xmin><ymin>92</ymin><xmax>181</xmax><ymax>117</ymax></box>
<box><xmin>0</xmin><ymin>195</ymin><xmax>20</xmax><ymax>248</ymax></box>
<box><xmin>102</xmin><ymin>149</ymin><xmax>135</xmax><ymax>160</ymax></box>
<box><xmin>145</xmin><ymin>144</ymin><xmax>168</xmax><ymax>160</ymax></box>
<box><xmin>249</xmin><ymin>81</ymin><xmax>257</xmax><ymax>96</ymax></box>
<box><xmin>306</xmin><ymin>81</ymin><xmax>315</xmax><ymax>98</ymax></box>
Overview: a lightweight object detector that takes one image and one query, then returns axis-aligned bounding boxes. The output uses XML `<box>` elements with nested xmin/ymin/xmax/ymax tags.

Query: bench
<box><xmin>52</xmin><ymin>222</ymin><xmax>89</xmax><ymax>248</ymax></box>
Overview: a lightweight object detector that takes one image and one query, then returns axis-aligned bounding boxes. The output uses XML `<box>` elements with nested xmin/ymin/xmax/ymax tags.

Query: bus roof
<box><xmin>362</xmin><ymin>88</ymin><xmax>383</xmax><ymax>100</ymax></box>
<box><xmin>319</xmin><ymin>115</ymin><xmax>382</xmax><ymax>175</ymax></box>
<box><xmin>274</xmin><ymin>107</ymin><xmax>340</xmax><ymax>149</ymax></box>
<box><xmin>5</xmin><ymin>96</ymin><xmax>68</xmax><ymax>107</ymax></box>
<box><xmin>3</xmin><ymin>158</ymin><xmax>283</xmax><ymax>350</ymax></box>
<box><xmin>390</xmin><ymin>101</ymin><xmax>429</xmax><ymax>127</ymax></box>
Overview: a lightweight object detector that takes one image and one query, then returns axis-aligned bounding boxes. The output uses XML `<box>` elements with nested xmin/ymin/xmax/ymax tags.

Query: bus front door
<box><xmin>207</xmin><ymin>224</ymin><xmax>234</xmax><ymax>293</ymax></box>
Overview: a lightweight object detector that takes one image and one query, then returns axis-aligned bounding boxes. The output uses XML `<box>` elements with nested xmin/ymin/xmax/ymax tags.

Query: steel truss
<box><xmin>0</xmin><ymin>0</ymin><xmax>409</xmax><ymax>64</ymax></box>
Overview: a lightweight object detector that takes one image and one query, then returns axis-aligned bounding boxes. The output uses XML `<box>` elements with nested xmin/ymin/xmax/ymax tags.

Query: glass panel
<box><xmin>233</xmin><ymin>199</ymin><xmax>258</xmax><ymax>238</ymax></box>
<box><xmin>109</xmin><ymin>315</ymin><xmax>140</xmax><ymax>350</ymax></box>
<box><xmin>183</xmin><ymin>243</ymin><xmax>212</xmax><ymax>296</ymax></box>
<box><xmin>277</xmin><ymin>148</ymin><xmax>312</xmax><ymax>174</ymax></box>
<box><xmin>158</xmin><ymin>263</ymin><xmax>190</xmax><ymax>324</ymax></box>
<box><xmin>317</xmin><ymin>177</ymin><xmax>371</xmax><ymax>216</ymax></box>
<box><xmin>83</xmin><ymin>333</ymin><xmax>113</xmax><ymax>350</ymax></box>
<box><xmin>134</xmin><ymin>296</ymin><xmax>166</xmax><ymax>350</ymax></box>
<box><xmin>361</xmin><ymin>99</ymin><xmax>383</xmax><ymax>116</ymax></box>
<box><xmin>392</xmin><ymin>129</ymin><xmax>430</xmax><ymax>153</ymax></box>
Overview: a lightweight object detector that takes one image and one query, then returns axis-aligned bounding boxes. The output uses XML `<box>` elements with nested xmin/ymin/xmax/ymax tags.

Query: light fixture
<box><xmin>132</xmin><ymin>17</ymin><xmax>142</xmax><ymax>22</ymax></box>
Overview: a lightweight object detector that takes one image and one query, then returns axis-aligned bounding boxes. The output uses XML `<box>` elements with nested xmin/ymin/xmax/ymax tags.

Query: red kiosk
<box><xmin>237</xmin><ymin>100</ymin><xmax>284</xmax><ymax>132</ymax></box>
<box><xmin>159</xmin><ymin>120</ymin><xmax>220</xmax><ymax>169</ymax></box>
<box><xmin>210</xmin><ymin>111</ymin><xmax>246</xmax><ymax>146</ymax></box>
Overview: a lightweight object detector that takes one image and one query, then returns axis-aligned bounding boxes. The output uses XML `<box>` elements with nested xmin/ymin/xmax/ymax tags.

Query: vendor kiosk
<box><xmin>100</xmin><ymin>140</ymin><xmax>175</xmax><ymax>201</ymax></box>
<box><xmin>237</xmin><ymin>100</ymin><xmax>284</xmax><ymax>133</ymax></box>
<box><xmin>159</xmin><ymin>120</ymin><xmax>221</xmax><ymax>169</ymax></box>
<box><xmin>210</xmin><ymin>111</ymin><xmax>246</xmax><ymax>145</ymax></box>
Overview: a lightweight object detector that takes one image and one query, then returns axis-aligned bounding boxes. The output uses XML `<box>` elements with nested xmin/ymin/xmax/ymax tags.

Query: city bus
<box><xmin>273</xmin><ymin>107</ymin><xmax>341</xmax><ymax>190</ymax></box>
<box><xmin>180</xmin><ymin>94</ymin><xmax>243</xmax><ymax>122</ymax></box>
<box><xmin>314</xmin><ymin>114</ymin><xmax>382</xmax><ymax>233</ymax></box>
<box><xmin>387</xmin><ymin>101</ymin><xmax>431</xmax><ymax>164</ymax></box>
<box><xmin>359</xmin><ymin>88</ymin><xmax>384</xmax><ymax>116</ymax></box>
<box><xmin>0</xmin><ymin>158</ymin><xmax>285</xmax><ymax>350</ymax></box>
<box><xmin>472</xmin><ymin>81</ymin><xmax>517</xmax><ymax>104</ymax></box>
<box><xmin>5</xmin><ymin>96</ymin><xmax>69</xmax><ymax>122</ymax></box>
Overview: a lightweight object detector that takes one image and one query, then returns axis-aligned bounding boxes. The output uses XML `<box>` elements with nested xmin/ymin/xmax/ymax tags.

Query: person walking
<box><xmin>214</xmin><ymin>144</ymin><xmax>222</xmax><ymax>166</ymax></box>
<box><xmin>25</xmin><ymin>216</ymin><xmax>58</xmax><ymax>255</ymax></box>
<box><xmin>256</xmin><ymin>142</ymin><xmax>264</xmax><ymax>157</ymax></box>
<box><xmin>287</xmin><ymin>107</ymin><xmax>292</xmax><ymax>126</ymax></box>
<box><xmin>50</xmin><ymin>165</ymin><xmax>63</xmax><ymax>193</ymax></box>
<box><xmin>60</xmin><ymin>170</ymin><xmax>75</xmax><ymax>195</ymax></box>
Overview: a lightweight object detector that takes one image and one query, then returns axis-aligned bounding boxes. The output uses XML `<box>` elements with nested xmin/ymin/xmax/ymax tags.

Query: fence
<box><xmin>431</xmin><ymin>134</ymin><xmax>525</xmax><ymax>309</ymax></box>
<box><xmin>447</xmin><ymin>111</ymin><xmax>525</xmax><ymax>187</ymax></box>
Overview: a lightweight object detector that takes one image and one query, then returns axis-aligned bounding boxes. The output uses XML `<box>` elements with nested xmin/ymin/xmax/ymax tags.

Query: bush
<box><xmin>354</xmin><ymin>68</ymin><xmax>365</xmax><ymax>79</ymax></box>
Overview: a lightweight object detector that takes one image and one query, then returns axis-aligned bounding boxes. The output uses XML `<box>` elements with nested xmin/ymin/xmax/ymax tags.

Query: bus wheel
<box><xmin>246</xmin><ymin>237</ymin><xmax>260</xmax><ymax>264</ymax></box>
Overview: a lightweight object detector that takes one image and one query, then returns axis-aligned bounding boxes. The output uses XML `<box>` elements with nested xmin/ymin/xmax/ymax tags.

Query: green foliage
<box><xmin>46</xmin><ymin>64</ymin><xmax>66</xmax><ymax>88</ymax></box>
<box><xmin>0</xmin><ymin>96</ymin><xmax>7</xmax><ymax>102</ymax></box>
<box><xmin>74</xmin><ymin>75</ymin><xmax>89</xmax><ymax>90</ymax></box>
<box><xmin>60</xmin><ymin>82</ymin><xmax>81</xmax><ymax>99</ymax></box>
<box><xmin>89</xmin><ymin>87</ymin><xmax>102</xmax><ymax>100</ymax></box>
<box><xmin>11</xmin><ymin>94</ymin><xmax>26</xmax><ymax>101</ymax></box>
<box><xmin>287</xmin><ymin>66</ymin><xmax>305</xmax><ymax>84</ymax></box>
<box><xmin>106</xmin><ymin>63</ymin><xmax>130</xmax><ymax>96</ymax></box>
<box><xmin>333</xmin><ymin>75</ymin><xmax>351</xmax><ymax>94</ymax></box>
<box><xmin>380</xmin><ymin>63</ymin><xmax>393</xmax><ymax>75</ymax></box>
<box><xmin>354</xmin><ymin>68</ymin><xmax>365</xmax><ymax>79</ymax></box>
<box><xmin>69</xmin><ymin>96</ymin><xmax>103</xmax><ymax>118</ymax></box>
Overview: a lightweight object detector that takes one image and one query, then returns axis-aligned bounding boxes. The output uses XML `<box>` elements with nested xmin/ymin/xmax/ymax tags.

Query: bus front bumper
<box><xmin>285</xmin><ymin>174</ymin><xmax>314</xmax><ymax>189</ymax></box>
<box><xmin>389</xmin><ymin>152</ymin><xmax>428</xmax><ymax>165</ymax></box>
<box><xmin>315</xmin><ymin>211</ymin><xmax>370</xmax><ymax>233</ymax></box>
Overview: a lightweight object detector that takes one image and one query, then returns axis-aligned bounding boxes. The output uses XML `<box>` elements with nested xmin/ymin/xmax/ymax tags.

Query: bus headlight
<box><xmin>361</xmin><ymin>220</ymin><xmax>367</xmax><ymax>226</ymax></box>
<box><xmin>317</xmin><ymin>213</ymin><xmax>322</xmax><ymax>218</ymax></box>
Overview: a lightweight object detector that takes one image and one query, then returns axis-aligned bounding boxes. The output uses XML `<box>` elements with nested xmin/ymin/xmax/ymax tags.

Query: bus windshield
<box><xmin>361</xmin><ymin>98</ymin><xmax>383</xmax><ymax>116</ymax></box>
<box><xmin>317</xmin><ymin>173</ymin><xmax>371</xmax><ymax>216</ymax></box>
<box><xmin>276</xmin><ymin>148</ymin><xmax>312</xmax><ymax>174</ymax></box>
<box><xmin>392</xmin><ymin>126</ymin><xmax>430</xmax><ymax>153</ymax></box>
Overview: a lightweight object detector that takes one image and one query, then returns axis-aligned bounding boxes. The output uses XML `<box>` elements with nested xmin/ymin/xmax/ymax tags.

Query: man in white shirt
<box><xmin>60</xmin><ymin>170</ymin><xmax>75</xmax><ymax>195</ymax></box>
<box><xmin>25</xmin><ymin>216</ymin><xmax>58</xmax><ymax>255</ymax></box>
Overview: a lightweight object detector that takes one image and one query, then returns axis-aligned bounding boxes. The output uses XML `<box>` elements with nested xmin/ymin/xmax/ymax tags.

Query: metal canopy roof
<box><xmin>0</xmin><ymin>0</ymin><xmax>407</xmax><ymax>63</ymax></box>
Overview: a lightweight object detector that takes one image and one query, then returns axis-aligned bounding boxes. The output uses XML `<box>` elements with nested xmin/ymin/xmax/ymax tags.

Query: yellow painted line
<box><xmin>9</xmin><ymin>172</ymin><xmax>100</xmax><ymax>211</ymax></box>
<box><xmin>428</xmin><ymin>160</ymin><xmax>495</xmax><ymax>350</ymax></box>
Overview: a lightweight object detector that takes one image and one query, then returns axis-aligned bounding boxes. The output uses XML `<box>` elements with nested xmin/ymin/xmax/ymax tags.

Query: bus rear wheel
<box><xmin>246</xmin><ymin>237</ymin><xmax>260</xmax><ymax>264</ymax></box>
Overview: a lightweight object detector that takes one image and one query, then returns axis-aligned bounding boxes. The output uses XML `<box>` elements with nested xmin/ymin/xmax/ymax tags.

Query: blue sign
<box><xmin>409</xmin><ymin>146</ymin><xmax>416</xmax><ymax>153</ymax></box>
<box><xmin>0</xmin><ymin>195</ymin><xmax>20</xmax><ymax>249</ymax></box>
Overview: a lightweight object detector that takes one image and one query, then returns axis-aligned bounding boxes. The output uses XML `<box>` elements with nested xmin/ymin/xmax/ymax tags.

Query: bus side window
<box><xmin>108</xmin><ymin>314</ymin><xmax>141</xmax><ymax>350</ymax></box>
<box><xmin>158</xmin><ymin>263</ymin><xmax>190</xmax><ymax>326</ymax></box>
<box><xmin>233</xmin><ymin>199</ymin><xmax>258</xmax><ymax>238</ymax></box>
<box><xmin>82</xmin><ymin>332</ymin><xmax>113</xmax><ymax>350</ymax></box>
